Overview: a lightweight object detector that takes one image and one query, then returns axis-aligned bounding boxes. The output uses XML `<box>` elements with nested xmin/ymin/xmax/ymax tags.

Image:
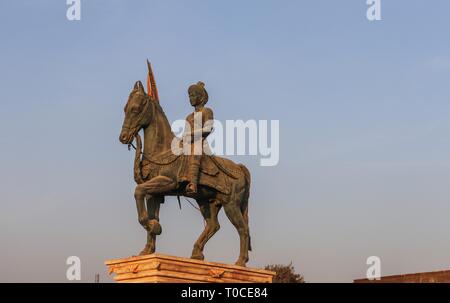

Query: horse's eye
<box><xmin>131</xmin><ymin>104</ymin><xmax>142</xmax><ymax>113</ymax></box>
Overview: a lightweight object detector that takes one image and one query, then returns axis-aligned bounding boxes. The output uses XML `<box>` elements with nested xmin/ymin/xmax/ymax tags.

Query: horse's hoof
<box><xmin>235</xmin><ymin>260</ymin><xmax>247</xmax><ymax>267</ymax></box>
<box><xmin>191</xmin><ymin>253</ymin><xmax>205</xmax><ymax>261</ymax></box>
<box><xmin>139</xmin><ymin>250</ymin><xmax>150</xmax><ymax>256</ymax></box>
<box><xmin>139</xmin><ymin>247</ymin><xmax>154</xmax><ymax>256</ymax></box>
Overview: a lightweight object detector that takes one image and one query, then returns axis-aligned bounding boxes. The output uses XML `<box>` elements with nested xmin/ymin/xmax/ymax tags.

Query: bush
<box><xmin>264</xmin><ymin>262</ymin><xmax>305</xmax><ymax>283</ymax></box>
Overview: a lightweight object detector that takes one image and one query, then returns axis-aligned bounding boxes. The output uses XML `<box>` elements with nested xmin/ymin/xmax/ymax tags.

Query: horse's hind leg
<box><xmin>139</xmin><ymin>195</ymin><xmax>163</xmax><ymax>255</ymax></box>
<box><xmin>223</xmin><ymin>199</ymin><xmax>249</xmax><ymax>267</ymax></box>
<box><xmin>191</xmin><ymin>200</ymin><xmax>221</xmax><ymax>261</ymax></box>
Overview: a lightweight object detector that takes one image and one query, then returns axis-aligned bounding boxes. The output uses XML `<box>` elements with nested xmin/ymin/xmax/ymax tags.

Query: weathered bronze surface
<box><xmin>119</xmin><ymin>61</ymin><xmax>251</xmax><ymax>267</ymax></box>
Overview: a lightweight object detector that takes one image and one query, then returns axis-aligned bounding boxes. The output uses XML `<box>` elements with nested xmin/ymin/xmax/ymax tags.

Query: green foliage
<box><xmin>264</xmin><ymin>262</ymin><xmax>305</xmax><ymax>283</ymax></box>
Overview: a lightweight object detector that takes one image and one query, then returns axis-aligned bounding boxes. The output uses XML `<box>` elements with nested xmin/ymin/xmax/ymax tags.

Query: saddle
<box><xmin>140</xmin><ymin>149</ymin><xmax>242</xmax><ymax>195</ymax></box>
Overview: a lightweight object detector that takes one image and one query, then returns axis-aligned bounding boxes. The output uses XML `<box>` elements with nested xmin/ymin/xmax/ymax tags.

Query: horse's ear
<box><xmin>134</xmin><ymin>81</ymin><xmax>145</xmax><ymax>94</ymax></box>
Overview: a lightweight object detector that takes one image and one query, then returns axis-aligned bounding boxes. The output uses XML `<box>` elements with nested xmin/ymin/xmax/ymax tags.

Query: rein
<box><xmin>131</xmin><ymin>133</ymin><xmax>144</xmax><ymax>184</ymax></box>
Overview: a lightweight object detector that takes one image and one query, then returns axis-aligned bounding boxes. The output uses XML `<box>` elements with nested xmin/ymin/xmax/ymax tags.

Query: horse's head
<box><xmin>119</xmin><ymin>80</ymin><xmax>152</xmax><ymax>144</ymax></box>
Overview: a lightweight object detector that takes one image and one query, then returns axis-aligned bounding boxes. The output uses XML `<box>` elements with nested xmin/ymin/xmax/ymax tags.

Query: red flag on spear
<box><xmin>146</xmin><ymin>60</ymin><xmax>159</xmax><ymax>103</ymax></box>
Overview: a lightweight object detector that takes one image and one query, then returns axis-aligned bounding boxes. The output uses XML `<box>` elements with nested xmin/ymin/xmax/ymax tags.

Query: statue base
<box><xmin>105</xmin><ymin>253</ymin><xmax>276</xmax><ymax>283</ymax></box>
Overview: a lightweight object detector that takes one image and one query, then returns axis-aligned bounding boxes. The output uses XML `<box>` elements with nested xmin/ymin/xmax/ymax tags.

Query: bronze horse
<box><xmin>118</xmin><ymin>67</ymin><xmax>252</xmax><ymax>266</ymax></box>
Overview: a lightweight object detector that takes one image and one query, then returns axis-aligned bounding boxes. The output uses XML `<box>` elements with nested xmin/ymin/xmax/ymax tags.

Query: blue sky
<box><xmin>1</xmin><ymin>0</ymin><xmax>450</xmax><ymax>282</ymax></box>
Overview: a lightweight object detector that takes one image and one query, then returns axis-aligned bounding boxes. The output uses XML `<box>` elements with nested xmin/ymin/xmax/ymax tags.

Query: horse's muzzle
<box><xmin>119</xmin><ymin>131</ymin><xmax>133</xmax><ymax>145</ymax></box>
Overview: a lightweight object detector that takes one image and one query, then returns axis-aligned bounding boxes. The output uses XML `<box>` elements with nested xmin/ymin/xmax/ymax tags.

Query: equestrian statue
<box><xmin>118</xmin><ymin>61</ymin><xmax>252</xmax><ymax>266</ymax></box>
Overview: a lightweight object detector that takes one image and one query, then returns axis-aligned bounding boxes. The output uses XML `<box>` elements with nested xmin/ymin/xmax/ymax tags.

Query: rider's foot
<box><xmin>186</xmin><ymin>182</ymin><xmax>197</xmax><ymax>195</ymax></box>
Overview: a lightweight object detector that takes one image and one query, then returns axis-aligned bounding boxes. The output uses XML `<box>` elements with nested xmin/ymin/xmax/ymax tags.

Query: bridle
<box><xmin>122</xmin><ymin>92</ymin><xmax>151</xmax><ymax>144</ymax></box>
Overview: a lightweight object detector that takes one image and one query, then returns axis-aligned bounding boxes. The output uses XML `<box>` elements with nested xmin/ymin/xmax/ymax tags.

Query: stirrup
<box><xmin>186</xmin><ymin>182</ymin><xmax>197</xmax><ymax>195</ymax></box>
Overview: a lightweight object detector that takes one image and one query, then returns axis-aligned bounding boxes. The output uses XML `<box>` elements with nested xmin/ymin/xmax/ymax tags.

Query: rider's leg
<box><xmin>186</xmin><ymin>155</ymin><xmax>201</xmax><ymax>194</ymax></box>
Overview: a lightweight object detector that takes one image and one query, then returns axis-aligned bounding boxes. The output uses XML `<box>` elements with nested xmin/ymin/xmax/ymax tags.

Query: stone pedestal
<box><xmin>105</xmin><ymin>254</ymin><xmax>276</xmax><ymax>283</ymax></box>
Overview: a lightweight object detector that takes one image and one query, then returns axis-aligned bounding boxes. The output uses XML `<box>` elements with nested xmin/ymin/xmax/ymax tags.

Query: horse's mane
<box><xmin>145</xmin><ymin>95</ymin><xmax>176</xmax><ymax>142</ymax></box>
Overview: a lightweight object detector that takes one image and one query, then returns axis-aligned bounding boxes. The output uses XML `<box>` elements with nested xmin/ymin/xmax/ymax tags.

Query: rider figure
<box><xmin>184</xmin><ymin>81</ymin><xmax>214</xmax><ymax>195</ymax></box>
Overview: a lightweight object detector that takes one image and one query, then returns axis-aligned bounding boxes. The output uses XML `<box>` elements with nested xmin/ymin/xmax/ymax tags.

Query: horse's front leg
<box><xmin>134</xmin><ymin>189</ymin><xmax>148</xmax><ymax>231</ymax></box>
<box><xmin>133</xmin><ymin>176</ymin><xmax>176</xmax><ymax>255</ymax></box>
<box><xmin>139</xmin><ymin>195</ymin><xmax>163</xmax><ymax>255</ymax></box>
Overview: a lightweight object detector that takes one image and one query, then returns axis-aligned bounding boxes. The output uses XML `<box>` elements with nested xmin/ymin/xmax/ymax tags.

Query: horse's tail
<box><xmin>133</xmin><ymin>134</ymin><xmax>144</xmax><ymax>184</ymax></box>
<box><xmin>239</xmin><ymin>164</ymin><xmax>252</xmax><ymax>251</ymax></box>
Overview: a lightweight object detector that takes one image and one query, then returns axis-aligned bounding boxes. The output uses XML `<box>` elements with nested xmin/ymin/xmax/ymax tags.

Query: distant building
<box><xmin>354</xmin><ymin>270</ymin><xmax>450</xmax><ymax>283</ymax></box>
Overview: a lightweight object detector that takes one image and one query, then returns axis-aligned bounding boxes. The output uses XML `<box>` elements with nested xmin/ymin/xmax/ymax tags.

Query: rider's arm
<box><xmin>201</xmin><ymin>107</ymin><xmax>214</xmax><ymax>138</ymax></box>
<box><xmin>185</xmin><ymin>108</ymin><xmax>214</xmax><ymax>139</ymax></box>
